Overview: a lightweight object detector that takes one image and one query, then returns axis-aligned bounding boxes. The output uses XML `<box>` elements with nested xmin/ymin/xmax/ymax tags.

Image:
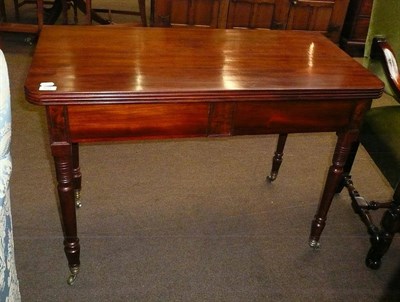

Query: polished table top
<box><xmin>25</xmin><ymin>25</ymin><xmax>383</xmax><ymax>106</ymax></box>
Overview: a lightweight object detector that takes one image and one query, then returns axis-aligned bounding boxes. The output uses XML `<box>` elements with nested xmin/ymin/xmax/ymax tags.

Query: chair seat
<box><xmin>361</xmin><ymin>106</ymin><xmax>400</xmax><ymax>188</ymax></box>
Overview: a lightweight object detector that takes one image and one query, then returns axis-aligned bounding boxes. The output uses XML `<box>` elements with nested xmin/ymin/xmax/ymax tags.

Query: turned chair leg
<box><xmin>138</xmin><ymin>0</ymin><xmax>147</xmax><ymax>26</ymax></box>
<box><xmin>366</xmin><ymin>186</ymin><xmax>400</xmax><ymax>269</ymax></box>
<box><xmin>344</xmin><ymin>173</ymin><xmax>399</xmax><ymax>270</ymax></box>
<box><xmin>13</xmin><ymin>0</ymin><xmax>20</xmax><ymax>21</ymax></box>
<box><xmin>1</xmin><ymin>0</ymin><xmax>7</xmax><ymax>21</ymax></box>
<box><xmin>267</xmin><ymin>133</ymin><xmax>288</xmax><ymax>182</ymax></box>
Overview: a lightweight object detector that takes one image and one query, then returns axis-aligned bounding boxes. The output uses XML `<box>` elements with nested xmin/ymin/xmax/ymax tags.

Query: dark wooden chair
<box><xmin>342</xmin><ymin>35</ymin><xmax>400</xmax><ymax>269</ymax></box>
<box><xmin>267</xmin><ymin>0</ymin><xmax>400</xmax><ymax>269</ymax></box>
<box><xmin>11</xmin><ymin>0</ymin><xmax>68</xmax><ymax>25</ymax></box>
<box><xmin>82</xmin><ymin>0</ymin><xmax>147</xmax><ymax>26</ymax></box>
<box><xmin>13</xmin><ymin>0</ymin><xmax>54</xmax><ymax>22</ymax></box>
<box><xmin>13</xmin><ymin>0</ymin><xmax>147</xmax><ymax>26</ymax></box>
<box><xmin>341</xmin><ymin>0</ymin><xmax>400</xmax><ymax>269</ymax></box>
<box><xmin>0</xmin><ymin>0</ymin><xmax>43</xmax><ymax>34</ymax></box>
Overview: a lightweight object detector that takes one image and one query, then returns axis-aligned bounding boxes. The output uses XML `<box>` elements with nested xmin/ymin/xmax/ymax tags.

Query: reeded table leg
<box><xmin>309</xmin><ymin>130</ymin><xmax>358</xmax><ymax>248</ymax></box>
<box><xmin>46</xmin><ymin>106</ymin><xmax>81</xmax><ymax>284</ymax></box>
<box><xmin>52</xmin><ymin>143</ymin><xmax>80</xmax><ymax>285</ymax></box>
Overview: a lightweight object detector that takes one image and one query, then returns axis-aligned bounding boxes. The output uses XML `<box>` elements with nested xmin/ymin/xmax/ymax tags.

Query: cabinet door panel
<box><xmin>170</xmin><ymin>0</ymin><xmax>190</xmax><ymax>25</ymax></box>
<box><xmin>192</xmin><ymin>0</ymin><xmax>221</xmax><ymax>25</ymax></box>
<box><xmin>153</xmin><ymin>0</ymin><xmax>350</xmax><ymax>43</ymax></box>
<box><xmin>352</xmin><ymin>18</ymin><xmax>370</xmax><ymax>39</ymax></box>
<box><xmin>359</xmin><ymin>0</ymin><xmax>373</xmax><ymax>15</ymax></box>
<box><xmin>286</xmin><ymin>0</ymin><xmax>349</xmax><ymax>43</ymax></box>
<box><xmin>287</xmin><ymin>0</ymin><xmax>334</xmax><ymax>32</ymax></box>
<box><xmin>154</xmin><ymin>0</ymin><xmax>221</xmax><ymax>27</ymax></box>
<box><xmin>226</xmin><ymin>0</ymin><xmax>278</xmax><ymax>29</ymax></box>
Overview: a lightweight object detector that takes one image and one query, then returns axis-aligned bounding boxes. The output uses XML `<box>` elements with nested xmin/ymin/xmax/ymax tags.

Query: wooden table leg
<box><xmin>52</xmin><ymin>143</ymin><xmax>80</xmax><ymax>285</ymax></box>
<box><xmin>309</xmin><ymin>129</ymin><xmax>359</xmax><ymax>248</ymax></box>
<box><xmin>47</xmin><ymin>106</ymin><xmax>80</xmax><ymax>285</ymax></box>
<box><xmin>267</xmin><ymin>133</ymin><xmax>288</xmax><ymax>182</ymax></box>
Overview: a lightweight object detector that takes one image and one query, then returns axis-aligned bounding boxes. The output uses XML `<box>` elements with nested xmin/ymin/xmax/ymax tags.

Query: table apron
<box><xmin>64</xmin><ymin>100</ymin><xmax>363</xmax><ymax>142</ymax></box>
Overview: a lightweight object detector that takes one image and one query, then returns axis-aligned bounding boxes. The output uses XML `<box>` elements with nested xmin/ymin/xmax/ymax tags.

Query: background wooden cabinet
<box><xmin>152</xmin><ymin>0</ymin><xmax>224</xmax><ymax>28</ymax></box>
<box><xmin>152</xmin><ymin>0</ymin><xmax>351</xmax><ymax>43</ymax></box>
<box><xmin>225</xmin><ymin>0</ymin><xmax>283</xmax><ymax>29</ymax></box>
<box><xmin>340</xmin><ymin>0</ymin><xmax>374</xmax><ymax>56</ymax></box>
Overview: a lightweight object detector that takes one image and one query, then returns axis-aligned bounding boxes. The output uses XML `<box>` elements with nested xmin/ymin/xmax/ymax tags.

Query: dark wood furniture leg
<box><xmin>365</xmin><ymin>187</ymin><xmax>400</xmax><ymax>269</ymax></box>
<box><xmin>309</xmin><ymin>129</ymin><xmax>359</xmax><ymax>248</ymax></box>
<box><xmin>335</xmin><ymin>140</ymin><xmax>360</xmax><ymax>193</ymax></box>
<box><xmin>52</xmin><ymin>143</ymin><xmax>80</xmax><ymax>285</ymax></box>
<box><xmin>138</xmin><ymin>0</ymin><xmax>147</xmax><ymax>26</ymax></box>
<box><xmin>61</xmin><ymin>0</ymin><xmax>68</xmax><ymax>24</ymax></box>
<box><xmin>338</xmin><ymin>136</ymin><xmax>399</xmax><ymax>270</ymax></box>
<box><xmin>267</xmin><ymin>133</ymin><xmax>288</xmax><ymax>182</ymax></box>
<box><xmin>85</xmin><ymin>0</ymin><xmax>91</xmax><ymax>24</ymax></box>
<box><xmin>47</xmin><ymin>106</ymin><xmax>80</xmax><ymax>285</ymax></box>
<box><xmin>37</xmin><ymin>0</ymin><xmax>44</xmax><ymax>31</ymax></box>
<box><xmin>1</xmin><ymin>0</ymin><xmax>7</xmax><ymax>22</ymax></box>
<box><xmin>334</xmin><ymin>118</ymin><xmax>399</xmax><ymax>270</ymax></box>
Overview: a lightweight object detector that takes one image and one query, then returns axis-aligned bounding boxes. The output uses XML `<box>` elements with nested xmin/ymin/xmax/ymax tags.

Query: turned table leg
<box><xmin>52</xmin><ymin>143</ymin><xmax>81</xmax><ymax>285</ymax></box>
<box><xmin>309</xmin><ymin>130</ymin><xmax>358</xmax><ymax>248</ymax></box>
<box><xmin>47</xmin><ymin>106</ymin><xmax>81</xmax><ymax>285</ymax></box>
<box><xmin>267</xmin><ymin>133</ymin><xmax>288</xmax><ymax>182</ymax></box>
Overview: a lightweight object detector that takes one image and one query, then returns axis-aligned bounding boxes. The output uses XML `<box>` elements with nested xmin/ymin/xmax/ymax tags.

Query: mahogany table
<box><xmin>25</xmin><ymin>25</ymin><xmax>383</xmax><ymax>284</ymax></box>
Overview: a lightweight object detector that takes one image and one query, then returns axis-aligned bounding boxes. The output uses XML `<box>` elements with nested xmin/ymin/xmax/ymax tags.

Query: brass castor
<box><xmin>309</xmin><ymin>239</ymin><xmax>321</xmax><ymax>250</ymax></box>
<box><xmin>67</xmin><ymin>266</ymin><xmax>79</xmax><ymax>285</ymax></box>
<box><xmin>266</xmin><ymin>173</ymin><xmax>277</xmax><ymax>182</ymax></box>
